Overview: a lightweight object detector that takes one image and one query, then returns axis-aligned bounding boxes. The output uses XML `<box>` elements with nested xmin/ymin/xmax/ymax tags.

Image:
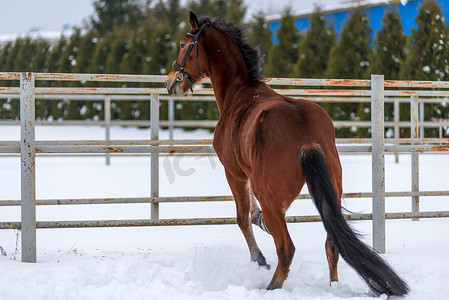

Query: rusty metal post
<box><xmin>394</xmin><ymin>98</ymin><xmax>400</xmax><ymax>163</ymax></box>
<box><xmin>20</xmin><ymin>72</ymin><xmax>36</xmax><ymax>263</ymax></box>
<box><xmin>105</xmin><ymin>95</ymin><xmax>111</xmax><ymax>165</ymax></box>
<box><xmin>419</xmin><ymin>102</ymin><xmax>424</xmax><ymax>138</ymax></box>
<box><xmin>168</xmin><ymin>99</ymin><xmax>174</xmax><ymax>140</ymax></box>
<box><xmin>411</xmin><ymin>95</ymin><xmax>420</xmax><ymax>221</ymax></box>
<box><xmin>151</xmin><ymin>93</ymin><xmax>159</xmax><ymax>219</ymax></box>
<box><xmin>371</xmin><ymin>75</ymin><xmax>385</xmax><ymax>253</ymax></box>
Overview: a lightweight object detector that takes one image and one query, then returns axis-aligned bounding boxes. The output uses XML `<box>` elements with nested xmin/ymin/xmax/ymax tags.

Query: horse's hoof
<box><xmin>252</xmin><ymin>251</ymin><xmax>270</xmax><ymax>269</ymax></box>
<box><xmin>257</xmin><ymin>261</ymin><xmax>271</xmax><ymax>270</ymax></box>
<box><xmin>330</xmin><ymin>275</ymin><xmax>338</xmax><ymax>284</ymax></box>
<box><xmin>267</xmin><ymin>281</ymin><xmax>283</xmax><ymax>290</ymax></box>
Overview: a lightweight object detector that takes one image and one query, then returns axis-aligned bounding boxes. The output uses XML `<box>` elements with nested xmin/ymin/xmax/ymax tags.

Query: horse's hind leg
<box><xmin>249</xmin><ymin>189</ymin><xmax>270</xmax><ymax>234</ymax></box>
<box><xmin>260</xmin><ymin>205</ymin><xmax>295</xmax><ymax>290</ymax></box>
<box><xmin>226</xmin><ymin>172</ymin><xmax>269</xmax><ymax>268</ymax></box>
<box><xmin>326</xmin><ymin>165</ymin><xmax>342</xmax><ymax>284</ymax></box>
<box><xmin>326</xmin><ymin>234</ymin><xmax>339</xmax><ymax>283</ymax></box>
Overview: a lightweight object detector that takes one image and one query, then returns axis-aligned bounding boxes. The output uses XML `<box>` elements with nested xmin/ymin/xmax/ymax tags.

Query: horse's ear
<box><xmin>189</xmin><ymin>11</ymin><xmax>199</xmax><ymax>30</ymax></box>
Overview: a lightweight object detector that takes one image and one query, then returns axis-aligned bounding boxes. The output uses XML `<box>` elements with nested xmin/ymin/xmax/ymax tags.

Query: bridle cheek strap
<box><xmin>172</xmin><ymin>23</ymin><xmax>208</xmax><ymax>92</ymax></box>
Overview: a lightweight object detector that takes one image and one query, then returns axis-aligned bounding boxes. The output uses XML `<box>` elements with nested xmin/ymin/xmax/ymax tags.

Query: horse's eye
<box><xmin>180</xmin><ymin>43</ymin><xmax>186</xmax><ymax>49</ymax></box>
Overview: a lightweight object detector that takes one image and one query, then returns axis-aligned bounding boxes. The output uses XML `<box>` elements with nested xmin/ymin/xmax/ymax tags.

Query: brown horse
<box><xmin>166</xmin><ymin>12</ymin><xmax>409</xmax><ymax>296</ymax></box>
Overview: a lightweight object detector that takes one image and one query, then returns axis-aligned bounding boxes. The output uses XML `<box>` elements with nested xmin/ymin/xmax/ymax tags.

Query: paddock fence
<box><xmin>0</xmin><ymin>72</ymin><xmax>448</xmax><ymax>263</ymax></box>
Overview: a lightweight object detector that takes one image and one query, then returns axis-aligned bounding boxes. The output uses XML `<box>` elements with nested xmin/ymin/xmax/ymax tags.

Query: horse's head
<box><xmin>166</xmin><ymin>12</ymin><xmax>210</xmax><ymax>96</ymax></box>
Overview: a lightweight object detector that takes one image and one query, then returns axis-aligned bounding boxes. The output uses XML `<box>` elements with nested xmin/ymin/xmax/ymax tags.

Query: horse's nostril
<box><xmin>167</xmin><ymin>79</ymin><xmax>179</xmax><ymax>96</ymax></box>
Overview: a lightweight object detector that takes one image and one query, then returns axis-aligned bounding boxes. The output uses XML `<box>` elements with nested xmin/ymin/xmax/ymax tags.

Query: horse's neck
<box><xmin>207</xmin><ymin>43</ymin><xmax>253</xmax><ymax>113</ymax></box>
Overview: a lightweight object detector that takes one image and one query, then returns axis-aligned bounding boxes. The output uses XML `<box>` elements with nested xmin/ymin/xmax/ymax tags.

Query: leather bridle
<box><xmin>172</xmin><ymin>23</ymin><xmax>209</xmax><ymax>92</ymax></box>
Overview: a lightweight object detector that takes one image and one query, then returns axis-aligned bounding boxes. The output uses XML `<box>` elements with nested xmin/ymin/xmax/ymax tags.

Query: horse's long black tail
<box><xmin>299</xmin><ymin>145</ymin><xmax>409</xmax><ymax>297</ymax></box>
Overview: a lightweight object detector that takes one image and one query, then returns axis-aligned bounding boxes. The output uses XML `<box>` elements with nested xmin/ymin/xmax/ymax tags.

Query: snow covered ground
<box><xmin>0</xmin><ymin>125</ymin><xmax>448</xmax><ymax>300</ymax></box>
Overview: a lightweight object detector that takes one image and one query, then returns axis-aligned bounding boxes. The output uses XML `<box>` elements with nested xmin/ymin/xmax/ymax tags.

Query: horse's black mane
<box><xmin>198</xmin><ymin>16</ymin><xmax>264</xmax><ymax>81</ymax></box>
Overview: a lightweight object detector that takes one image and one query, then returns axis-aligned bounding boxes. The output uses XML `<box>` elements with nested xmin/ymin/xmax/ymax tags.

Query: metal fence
<box><xmin>0</xmin><ymin>72</ymin><xmax>448</xmax><ymax>263</ymax></box>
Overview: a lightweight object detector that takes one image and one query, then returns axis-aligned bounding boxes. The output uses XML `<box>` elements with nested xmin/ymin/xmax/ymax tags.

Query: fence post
<box><xmin>20</xmin><ymin>72</ymin><xmax>36</xmax><ymax>263</ymax></box>
<box><xmin>419</xmin><ymin>101</ymin><xmax>424</xmax><ymax>138</ymax></box>
<box><xmin>105</xmin><ymin>95</ymin><xmax>111</xmax><ymax>165</ymax></box>
<box><xmin>371</xmin><ymin>74</ymin><xmax>385</xmax><ymax>254</ymax></box>
<box><xmin>411</xmin><ymin>94</ymin><xmax>420</xmax><ymax>221</ymax></box>
<box><xmin>151</xmin><ymin>93</ymin><xmax>159</xmax><ymax>219</ymax></box>
<box><xmin>394</xmin><ymin>98</ymin><xmax>400</xmax><ymax>163</ymax></box>
<box><xmin>168</xmin><ymin>99</ymin><xmax>174</xmax><ymax>140</ymax></box>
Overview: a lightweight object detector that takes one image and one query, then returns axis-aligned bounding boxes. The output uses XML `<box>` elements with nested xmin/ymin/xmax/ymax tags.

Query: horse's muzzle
<box><xmin>166</xmin><ymin>78</ymin><xmax>177</xmax><ymax>95</ymax></box>
<box><xmin>166</xmin><ymin>74</ymin><xmax>185</xmax><ymax>96</ymax></box>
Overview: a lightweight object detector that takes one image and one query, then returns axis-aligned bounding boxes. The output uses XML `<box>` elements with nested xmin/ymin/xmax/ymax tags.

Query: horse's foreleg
<box><xmin>226</xmin><ymin>172</ymin><xmax>269</xmax><ymax>268</ymax></box>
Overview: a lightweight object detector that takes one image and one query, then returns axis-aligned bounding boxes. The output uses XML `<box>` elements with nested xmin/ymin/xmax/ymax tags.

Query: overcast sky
<box><xmin>0</xmin><ymin>0</ymin><xmax>349</xmax><ymax>36</ymax></box>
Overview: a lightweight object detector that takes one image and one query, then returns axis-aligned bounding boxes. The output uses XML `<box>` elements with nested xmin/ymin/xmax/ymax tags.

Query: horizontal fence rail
<box><xmin>1</xmin><ymin>143</ymin><xmax>449</xmax><ymax>154</ymax></box>
<box><xmin>1</xmin><ymin>190</ymin><xmax>449</xmax><ymax>206</ymax></box>
<box><xmin>1</xmin><ymin>72</ymin><xmax>448</xmax><ymax>262</ymax></box>
<box><xmin>1</xmin><ymin>211</ymin><xmax>449</xmax><ymax>230</ymax></box>
<box><xmin>3</xmin><ymin>86</ymin><xmax>449</xmax><ymax>97</ymax></box>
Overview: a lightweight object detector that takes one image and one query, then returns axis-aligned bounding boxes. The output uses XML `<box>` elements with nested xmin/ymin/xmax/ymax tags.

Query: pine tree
<box><xmin>166</xmin><ymin>0</ymin><xmax>183</xmax><ymax>32</ymax></box>
<box><xmin>74</xmin><ymin>31</ymin><xmax>98</xmax><ymax>75</ymax></box>
<box><xmin>1</xmin><ymin>38</ymin><xmax>30</xmax><ymax>123</ymax></box>
<box><xmin>120</xmin><ymin>31</ymin><xmax>144</xmax><ymax>75</ymax></box>
<box><xmin>265</xmin><ymin>9</ymin><xmax>300</xmax><ymax>77</ymax></box>
<box><xmin>370</xmin><ymin>9</ymin><xmax>405</xmax><ymax>79</ymax></box>
<box><xmin>31</xmin><ymin>39</ymin><xmax>50</xmax><ymax>72</ymax></box>
<box><xmin>90</xmin><ymin>0</ymin><xmax>143</xmax><ymax>35</ymax></box>
<box><xmin>5</xmin><ymin>38</ymin><xmax>23</xmax><ymax>116</ymax></box>
<box><xmin>105</xmin><ymin>27</ymin><xmax>132</xmax><ymax>120</ymax></box>
<box><xmin>7</xmin><ymin>37</ymin><xmax>38</xmax><ymax>118</ymax></box>
<box><xmin>105</xmin><ymin>28</ymin><xmax>129</xmax><ymax>75</ymax></box>
<box><xmin>59</xmin><ymin>29</ymin><xmax>83</xmax><ymax>119</ymax></box>
<box><xmin>75</xmin><ymin>31</ymin><xmax>100</xmax><ymax>119</ymax></box>
<box><xmin>144</xmin><ymin>24</ymin><xmax>179</xmax><ymax>120</ymax></box>
<box><xmin>326</xmin><ymin>9</ymin><xmax>372</xmax><ymax>79</ymax></box>
<box><xmin>0</xmin><ymin>42</ymin><xmax>12</xmax><ymax>119</ymax></box>
<box><xmin>4</xmin><ymin>38</ymin><xmax>23</xmax><ymax>73</ymax></box>
<box><xmin>326</xmin><ymin>9</ymin><xmax>372</xmax><ymax>138</ymax></box>
<box><xmin>130</xmin><ymin>26</ymin><xmax>152</xmax><ymax>121</ymax></box>
<box><xmin>0</xmin><ymin>42</ymin><xmax>12</xmax><ymax>87</ymax></box>
<box><xmin>31</xmin><ymin>39</ymin><xmax>51</xmax><ymax>120</ymax></box>
<box><xmin>142</xmin><ymin>26</ymin><xmax>175</xmax><ymax>76</ymax></box>
<box><xmin>152</xmin><ymin>0</ymin><xmax>183</xmax><ymax>34</ymax></box>
<box><xmin>46</xmin><ymin>35</ymin><xmax>67</xmax><ymax>73</ymax></box>
<box><xmin>59</xmin><ymin>29</ymin><xmax>82</xmax><ymax>74</ymax></box>
<box><xmin>369</xmin><ymin>8</ymin><xmax>406</xmax><ymax>136</ymax></box>
<box><xmin>225</xmin><ymin>0</ymin><xmax>246</xmax><ymax>26</ymax></box>
<box><xmin>89</xmin><ymin>36</ymin><xmax>113</xmax><ymax>75</ymax></box>
<box><xmin>292</xmin><ymin>8</ymin><xmax>336</xmax><ymax>78</ymax></box>
<box><xmin>13</xmin><ymin>37</ymin><xmax>39</xmax><ymax>72</ymax></box>
<box><xmin>400</xmin><ymin>0</ymin><xmax>449</xmax><ymax>81</ymax></box>
<box><xmin>247</xmin><ymin>11</ymin><xmax>272</xmax><ymax>65</ymax></box>
<box><xmin>0</xmin><ymin>42</ymin><xmax>12</xmax><ymax>71</ymax></box>
<box><xmin>400</xmin><ymin>0</ymin><xmax>449</xmax><ymax>137</ymax></box>
<box><xmin>87</xmin><ymin>34</ymin><xmax>116</xmax><ymax>117</ymax></box>
<box><xmin>187</xmin><ymin>0</ymin><xmax>227</xmax><ymax>18</ymax></box>
<box><xmin>214</xmin><ymin>0</ymin><xmax>228</xmax><ymax>17</ymax></box>
<box><xmin>46</xmin><ymin>35</ymin><xmax>67</xmax><ymax>120</ymax></box>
